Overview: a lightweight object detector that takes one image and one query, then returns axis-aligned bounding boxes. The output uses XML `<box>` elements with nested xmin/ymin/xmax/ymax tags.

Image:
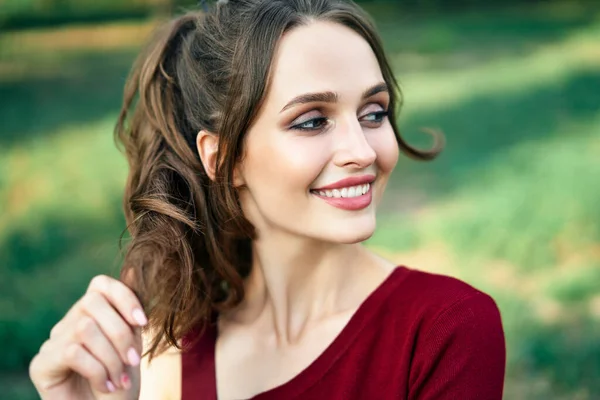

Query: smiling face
<box><xmin>236</xmin><ymin>20</ymin><xmax>399</xmax><ymax>244</ymax></box>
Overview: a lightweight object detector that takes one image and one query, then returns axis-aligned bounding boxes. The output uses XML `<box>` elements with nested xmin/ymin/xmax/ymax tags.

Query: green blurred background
<box><xmin>1</xmin><ymin>0</ymin><xmax>599</xmax><ymax>398</ymax></box>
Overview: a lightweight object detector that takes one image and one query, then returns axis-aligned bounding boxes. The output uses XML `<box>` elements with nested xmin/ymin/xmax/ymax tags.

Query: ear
<box><xmin>197</xmin><ymin>130</ymin><xmax>246</xmax><ymax>187</ymax></box>
<box><xmin>232</xmin><ymin>163</ymin><xmax>245</xmax><ymax>188</ymax></box>
<box><xmin>196</xmin><ymin>130</ymin><xmax>219</xmax><ymax>181</ymax></box>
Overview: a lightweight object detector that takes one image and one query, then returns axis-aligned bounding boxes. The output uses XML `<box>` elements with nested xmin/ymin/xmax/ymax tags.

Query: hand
<box><xmin>29</xmin><ymin>275</ymin><xmax>148</xmax><ymax>400</ymax></box>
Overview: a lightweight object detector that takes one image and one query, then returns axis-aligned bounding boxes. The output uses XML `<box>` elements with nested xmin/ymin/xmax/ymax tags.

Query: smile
<box><xmin>312</xmin><ymin>183</ymin><xmax>370</xmax><ymax>198</ymax></box>
<box><xmin>310</xmin><ymin>180</ymin><xmax>374</xmax><ymax>211</ymax></box>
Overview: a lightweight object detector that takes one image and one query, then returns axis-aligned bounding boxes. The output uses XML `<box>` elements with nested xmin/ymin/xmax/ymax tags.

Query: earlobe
<box><xmin>196</xmin><ymin>130</ymin><xmax>219</xmax><ymax>181</ymax></box>
<box><xmin>232</xmin><ymin>166</ymin><xmax>245</xmax><ymax>188</ymax></box>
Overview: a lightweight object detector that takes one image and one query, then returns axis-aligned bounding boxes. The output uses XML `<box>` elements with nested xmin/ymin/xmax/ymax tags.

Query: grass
<box><xmin>1</xmin><ymin>2</ymin><xmax>599</xmax><ymax>399</ymax></box>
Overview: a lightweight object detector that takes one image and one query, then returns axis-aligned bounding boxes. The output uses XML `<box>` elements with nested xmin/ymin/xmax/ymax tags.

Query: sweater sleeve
<box><xmin>408</xmin><ymin>292</ymin><xmax>506</xmax><ymax>400</ymax></box>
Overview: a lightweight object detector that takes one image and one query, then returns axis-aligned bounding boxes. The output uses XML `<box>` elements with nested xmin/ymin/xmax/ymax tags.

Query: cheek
<box><xmin>239</xmin><ymin>134</ymin><xmax>330</xmax><ymax>228</ymax></box>
<box><xmin>242</xmin><ymin>134</ymin><xmax>328</xmax><ymax>198</ymax></box>
<box><xmin>370</xmin><ymin>128</ymin><xmax>399</xmax><ymax>174</ymax></box>
<box><xmin>369</xmin><ymin>128</ymin><xmax>398</xmax><ymax>206</ymax></box>
<box><xmin>278</xmin><ymin>137</ymin><xmax>330</xmax><ymax>183</ymax></box>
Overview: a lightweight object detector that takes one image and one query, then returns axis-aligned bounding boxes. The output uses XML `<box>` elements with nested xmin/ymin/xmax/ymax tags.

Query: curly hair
<box><xmin>114</xmin><ymin>0</ymin><xmax>443</xmax><ymax>361</ymax></box>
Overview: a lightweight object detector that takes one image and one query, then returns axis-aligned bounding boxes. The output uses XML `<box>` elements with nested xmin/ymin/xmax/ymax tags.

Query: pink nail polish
<box><xmin>121</xmin><ymin>373</ymin><xmax>131</xmax><ymax>390</ymax></box>
<box><xmin>132</xmin><ymin>308</ymin><xmax>148</xmax><ymax>326</ymax></box>
<box><xmin>106</xmin><ymin>380</ymin><xmax>116</xmax><ymax>392</ymax></box>
<box><xmin>127</xmin><ymin>347</ymin><xmax>140</xmax><ymax>366</ymax></box>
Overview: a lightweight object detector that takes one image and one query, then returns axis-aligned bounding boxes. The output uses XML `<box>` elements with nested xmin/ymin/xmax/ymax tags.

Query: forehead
<box><xmin>265</xmin><ymin>21</ymin><xmax>384</xmax><ymax>107</ymax></box>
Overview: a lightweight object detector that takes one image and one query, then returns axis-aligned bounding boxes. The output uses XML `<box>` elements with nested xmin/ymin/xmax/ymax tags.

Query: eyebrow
<box><xmin>280</xmin><ymin>82</ymin><xmax>389</xmax><ymax>113</ymax></box>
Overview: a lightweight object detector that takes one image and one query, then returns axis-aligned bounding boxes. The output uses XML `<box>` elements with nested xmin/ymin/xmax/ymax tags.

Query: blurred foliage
<box><xmin>1</xmin><ymin>1</ymin><xmax>600</xmax><ymax>399</ymax></box>
<box><xmin>0</xmin><ymin>0</ymin><xmax>159</xmax><ymax>30</ymax></box>
<box><xmin>2</xmin><ymin>0</ymin><xmax>598</xmax><ymax>30</ymax></box>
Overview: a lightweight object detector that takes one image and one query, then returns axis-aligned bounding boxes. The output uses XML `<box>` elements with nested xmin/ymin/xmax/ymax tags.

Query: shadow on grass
<box><xmin>0</xmin><ymin>200</ymin><xmax>126</xmax><ymax>372</ymax></box>
<box><xmin>371</xmin><ymin>2</ymin><xmax>600</xmax><ymax>67</ymax></box>
<box><xmin>527</xmin><ymin>317</ymin><xmax>600</xmax><ymax>395</ymax></box>
<box><xmin>0</xmin><ymin>49</ymin><xmax>137</xmax><ymax>146</ymax></box>
<box><xmin>1</xmin><ymin>372</ymin><xmax>38</xmax><ymax>400</ymax></box>
<box><xmin>480</xmin><ymin>286</ymin><xmax>600</xmax><ymax>399</ymax></box>
<box><xmin>388</xmin><ymin>68</ymin><xmax>600</xmax><ymax>199</ymax></box>
<box><xmin>506</xmin><ymin>311</ymin><xmax>600</xmax><ymax>398</ymax></box>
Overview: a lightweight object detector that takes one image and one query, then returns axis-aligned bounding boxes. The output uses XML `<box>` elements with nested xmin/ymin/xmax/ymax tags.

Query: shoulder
<box><xmin>387</xmin><ymin>267</ymin><xmax>506</xmax><ymax>399</ymax></box>
<box><xmin>139</xmin><ymin>331</ymin><xmax>182</xmax><ymax>400</ymax></box>
<box><xmin>382</xmin><ymin>266</ymin><xmax>505</xmax><ymax>358</ymax></box>
<box><xmin>385</xmin><ymin>266</ymin><xmax>502</xmax><ymax>326</ymax></box>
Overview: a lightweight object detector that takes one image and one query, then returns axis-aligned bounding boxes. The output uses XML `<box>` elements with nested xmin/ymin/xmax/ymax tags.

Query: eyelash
<box><xmin>290</xmin><ymin>110</ymin><xmax>390</xmax><ymax>132</ymax></box>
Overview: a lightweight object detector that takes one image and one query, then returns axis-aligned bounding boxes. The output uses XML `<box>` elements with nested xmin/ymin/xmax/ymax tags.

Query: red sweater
<box><xmin>182</xmin><ymin>266</ymin><xmax>506</xmax><ymax>399</ymax></box>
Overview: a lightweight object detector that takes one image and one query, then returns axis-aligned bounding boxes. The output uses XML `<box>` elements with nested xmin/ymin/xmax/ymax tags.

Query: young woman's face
<box><xmin>237</xmin><ymin>21</ymin><xmax>399</xmax><ymax>244</ymax></box>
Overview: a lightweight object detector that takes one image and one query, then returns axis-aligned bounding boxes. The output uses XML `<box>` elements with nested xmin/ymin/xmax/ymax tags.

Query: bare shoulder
<box><xmin>139</xmin><ymin>330</ymin><xmax>182</xmax><ymax>400</ymax></box>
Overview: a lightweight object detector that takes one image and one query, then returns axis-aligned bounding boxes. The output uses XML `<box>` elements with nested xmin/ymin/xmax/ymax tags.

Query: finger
<box><xmin>32</xmin><ymin>342</ymin><xmax>116</xmax><ymax>394</ymax></box>
<box><xmin>49</xmin><ymin>321</ymin><xmax>63</xmax><ymax>340</ymax></box>
<box><xmin>79</xmin><ymin>290</ymin><xmax>142</xmax><ymax>368</ymax></box>
<box><xmin>50</xmin><ymin>302</ymin><xmax>82</xmax><ymax>340</ymax></box>
<box><xmin>64</xmin><ymin>343</ymin><xmax>117</xmax><ymax>394</ymax></box>
<box><xmin>53</xmin><ymin>274</ymin><xmax>146</xmax><ymax>339</ymax></box>
<box><xmin>87</xmin><ymin>275</ymin><xmax>148</xmax><ymax>328</ymax></box>
<box><xmin>75</xmin><ymin>315</ymin><xmax>126</xmax><ymax>390</ymax></box>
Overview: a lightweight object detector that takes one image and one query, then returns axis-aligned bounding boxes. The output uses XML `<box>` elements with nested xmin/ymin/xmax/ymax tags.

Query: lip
<box><xmin>311</xmin><ymin>185</ymin><xmax>373</xmax><ymax>211</ymax></box>
<box><xmin>311</xmin><ymin>174</ymin><xmax>376</xmax><ymax>191</ymax></box>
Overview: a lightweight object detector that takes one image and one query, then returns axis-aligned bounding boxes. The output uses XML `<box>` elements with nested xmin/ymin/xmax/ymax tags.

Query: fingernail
<box><xmin>106</xmin><ymin>380</ymin><xmax>116</xmax><ymax>392</ymax></box>
<box><xmin>132</xmin><ymin>308</ymin><xmax>148</xmax><ymax>326</ymax></box>
<box><xmin>121</xmin><ymin>373</ymin><xmax>131</xmax><ymax>390</ymax></box>
<box><xmin>127</xmin><ymin>347</ymin><xmax>140</xmax><ymax>366</ymax></box>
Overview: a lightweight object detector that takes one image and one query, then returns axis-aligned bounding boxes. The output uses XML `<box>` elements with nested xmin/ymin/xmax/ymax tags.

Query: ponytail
<box><xmin>115</xmin><ymin>12</ymin><xmax>250</xmax><ymax>360</ymax></box>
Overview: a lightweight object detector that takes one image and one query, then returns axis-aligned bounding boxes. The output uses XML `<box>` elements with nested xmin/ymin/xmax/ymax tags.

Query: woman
<box><xmin>29</xmin><ymin>0</ymin><xmax>506</xmax><ymax>399</ymax></box>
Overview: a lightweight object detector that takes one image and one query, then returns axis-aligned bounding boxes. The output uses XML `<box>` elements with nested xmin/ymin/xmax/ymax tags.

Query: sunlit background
<box><xmin>1</xmin><ymin>0</ymin><xmax>599</xmax><ymax>398</ymax></box>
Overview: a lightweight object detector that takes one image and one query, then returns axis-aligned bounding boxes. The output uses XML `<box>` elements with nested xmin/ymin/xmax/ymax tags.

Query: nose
<box><xmin>332</xmin><ymin>116</ymin><xmax>377</xmax><ymax>169</ymax></box>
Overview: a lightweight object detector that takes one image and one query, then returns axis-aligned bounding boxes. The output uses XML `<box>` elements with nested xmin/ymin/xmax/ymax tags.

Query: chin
<box><xmin>338</xmin><ymin>230</ymin><xmax>374</xmax><ymax>244</ymax></box>
<box><xmin>326</xmin><ymin>219</ymin><xmax>376</xmax><ymax>244</ymax></box>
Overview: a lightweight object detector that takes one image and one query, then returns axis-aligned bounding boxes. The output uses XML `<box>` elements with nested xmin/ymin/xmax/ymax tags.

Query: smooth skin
<box><xmin>198</xmin><ymin>21</ymin><xmax>399</xmax><ymax>399</ymax></box>
<box><xmin>29</xmin><ymin>275</ymin><xmax>146</xmax><ymax>399</ymax></box>
<box><xmin>30</xmin><ymin>20</ymin><xmax>399</xmax><ymax>400</ymax></box>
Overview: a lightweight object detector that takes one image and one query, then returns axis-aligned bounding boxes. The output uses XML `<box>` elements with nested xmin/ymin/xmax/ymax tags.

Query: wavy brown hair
<box><xmin>114</xmin><ymin>0</ymin><xmax>443</xmax><ymax>360</ymax></box>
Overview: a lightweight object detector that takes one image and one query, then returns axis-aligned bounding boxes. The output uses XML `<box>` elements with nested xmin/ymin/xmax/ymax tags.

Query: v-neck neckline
<box><xmin>206</xmin><ymin>266</ymin><xmax>408</xmax><ymax>400</ymax></box>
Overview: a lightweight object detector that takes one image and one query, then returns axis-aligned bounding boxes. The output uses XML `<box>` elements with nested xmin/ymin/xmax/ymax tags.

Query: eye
<box><xmin>359</xmin><ymin>109</ymin><xmax>389</xmax><ymax>126</ymax></box>
<box><xmin>290</xmin><ymin>116</ymin><xmax>329</xmax><ymax>131</ymax></box>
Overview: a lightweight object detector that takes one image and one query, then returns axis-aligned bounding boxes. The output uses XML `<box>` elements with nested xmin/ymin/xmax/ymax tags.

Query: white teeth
<box><xmin>314</xmin><ymin>183</ymin><xmax>370</xmax><ymax>198</ymax></box>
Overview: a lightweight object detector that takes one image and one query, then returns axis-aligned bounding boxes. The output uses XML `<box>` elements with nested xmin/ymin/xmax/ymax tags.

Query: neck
<box><xmin>222</xmin><ymin>229</ymin><xmax>392</xmax><ymax>347</ymax></box>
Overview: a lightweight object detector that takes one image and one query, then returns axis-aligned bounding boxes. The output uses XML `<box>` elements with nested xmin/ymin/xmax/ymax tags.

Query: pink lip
<box><xmin>311</xmin><ymin>174</ymin><xmax>376</xmax><ymax>191</ymax></box>
<box><xmin>312</xmin><ymin>189</ymin><xmax>373</xmax><ymax>211</ymax></box>
<box><xmin>310</xmin><ymin>175</ymin><xmax>375</xmax><ymax>211</ymax></box>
